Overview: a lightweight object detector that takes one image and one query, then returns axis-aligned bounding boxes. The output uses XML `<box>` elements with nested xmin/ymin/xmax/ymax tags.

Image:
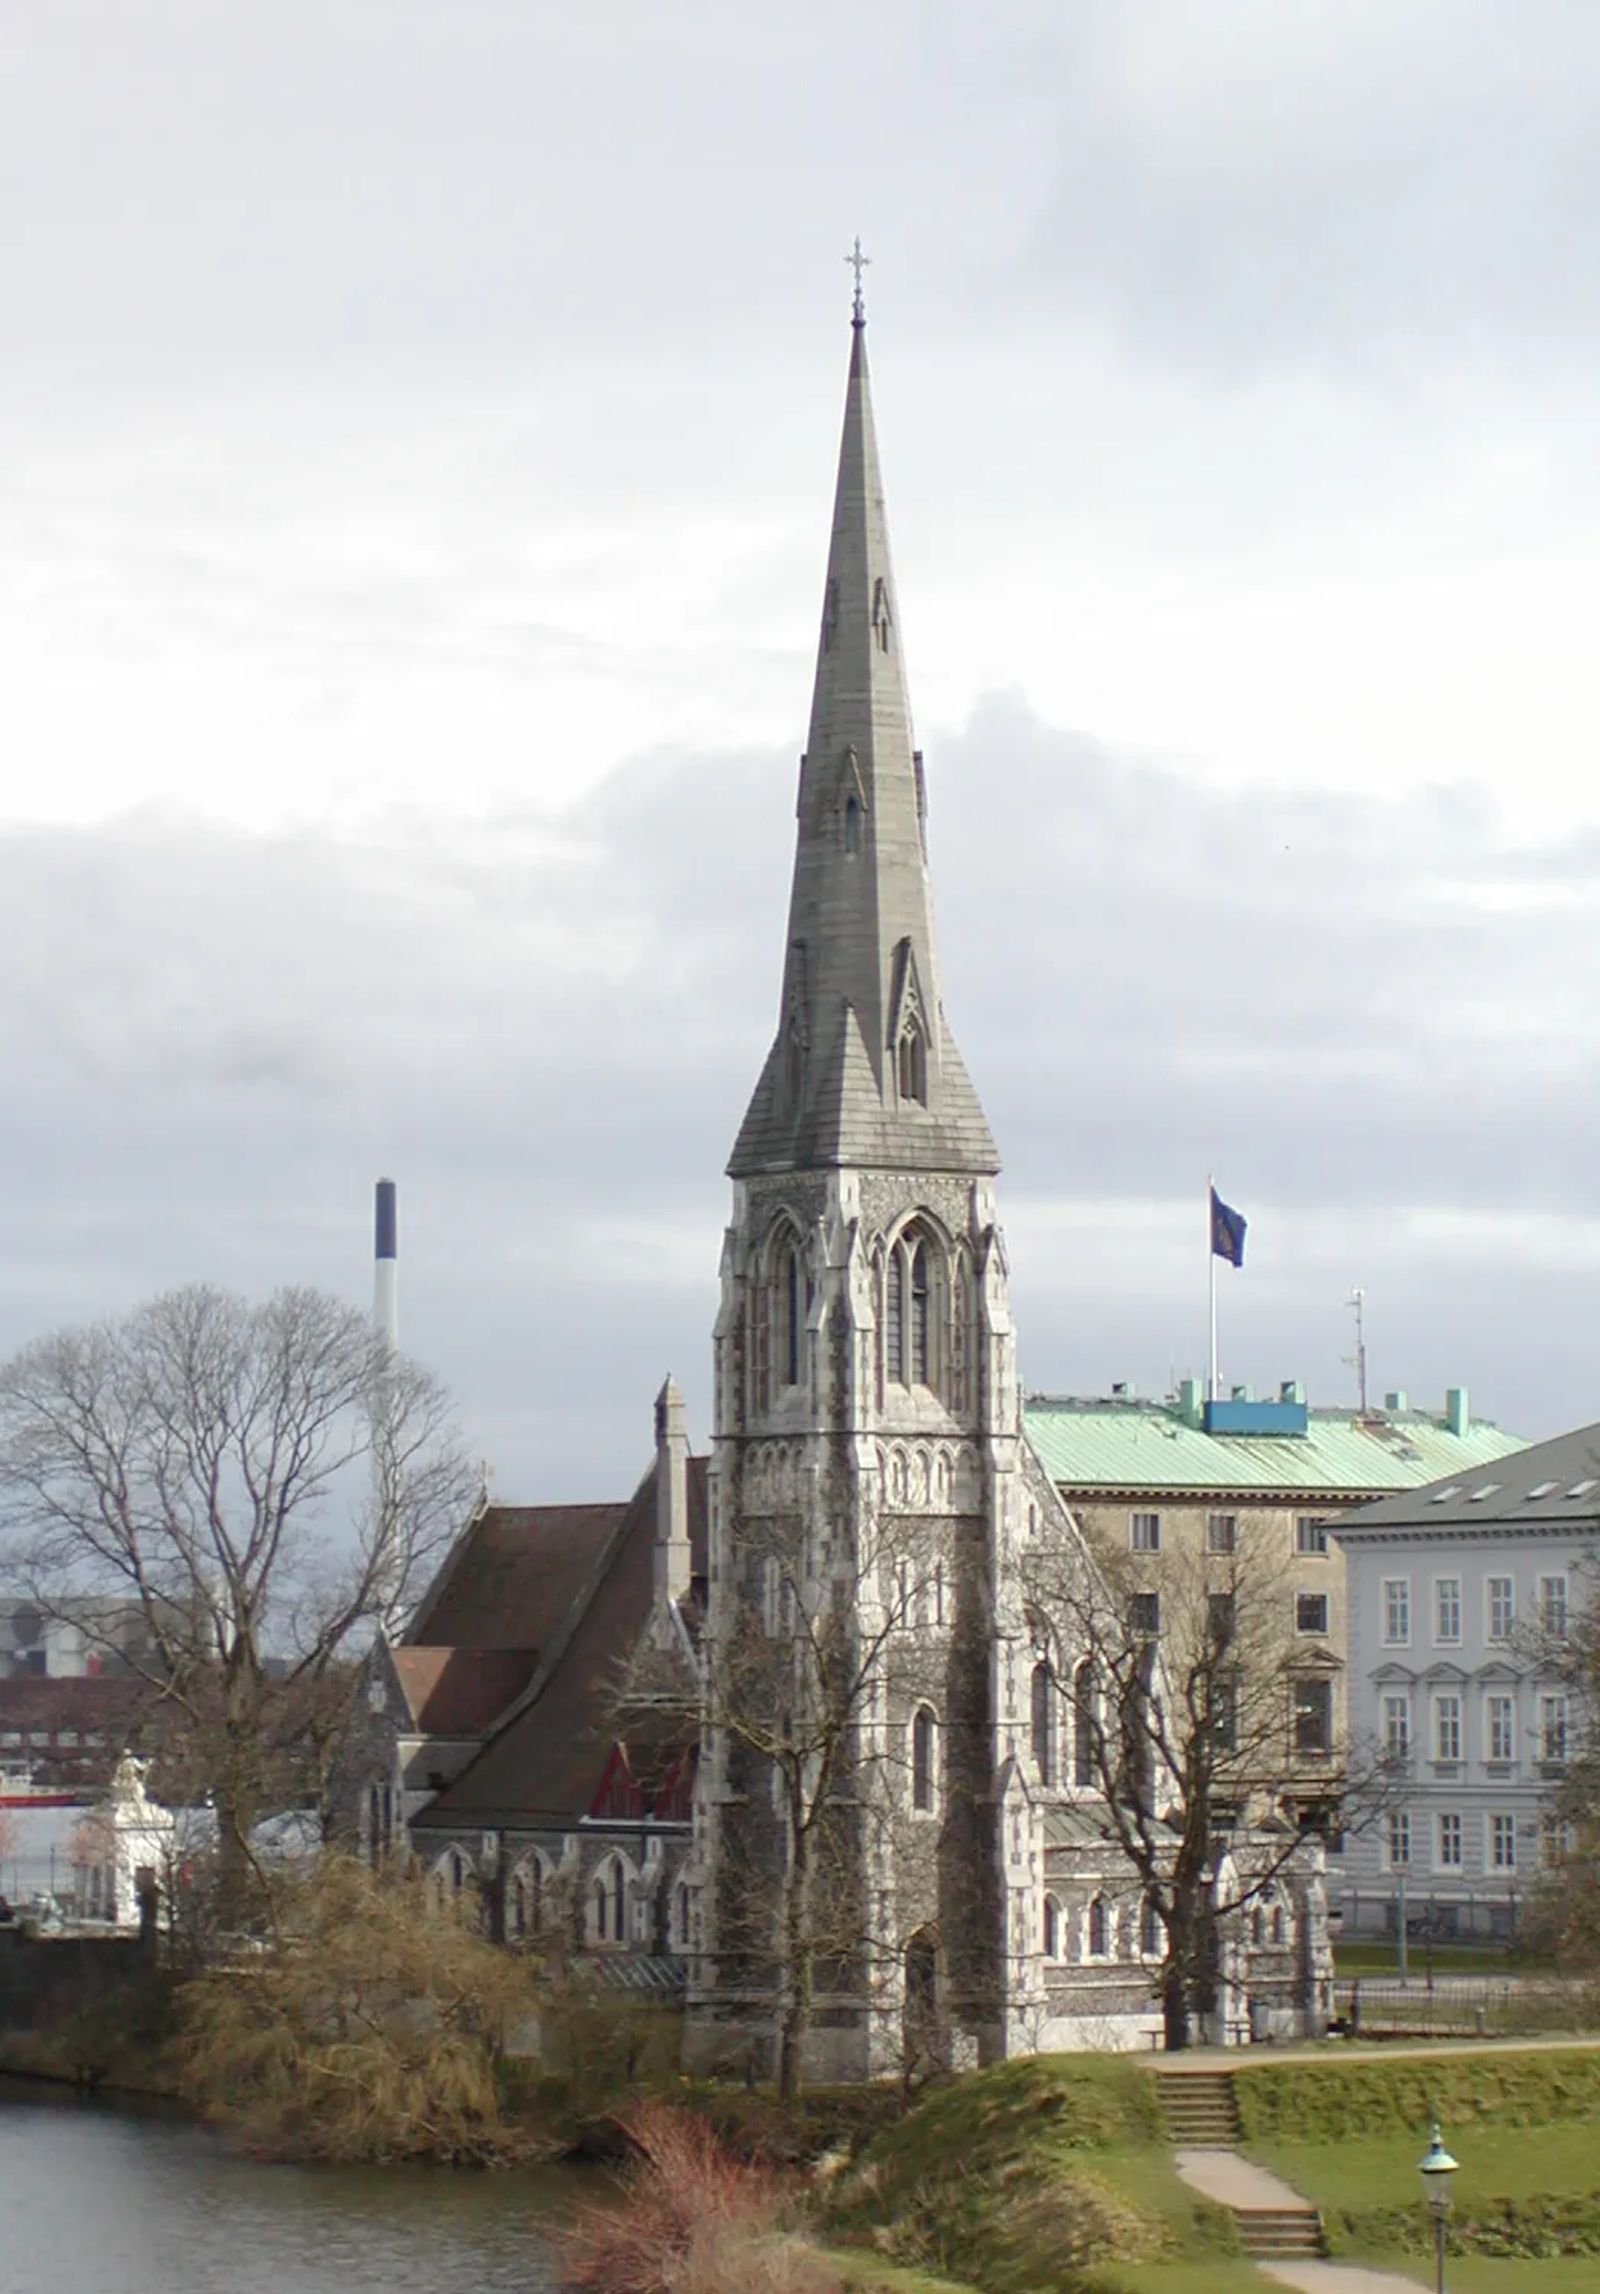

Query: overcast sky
<box><xmin>5</xmin><ymin>2</ymin><xmax>1600</xmax><ymax>1494</ymax></box>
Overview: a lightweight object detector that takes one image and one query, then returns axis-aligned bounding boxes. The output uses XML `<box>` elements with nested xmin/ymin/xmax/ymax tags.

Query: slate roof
<box><xmin>728</xmin><ymin>312</ymin><xmax>997</xmax><ymax>1180</ymax></box>
<box><xmin>389</xmin><ymin>1647</ymin><xmax>540</xmax><ymax>1736</ymax></box>
<box><xmin>1024</xmin><ymin>1396</ymin><xmax>1525</xmax><ymax>1500</ymax></box>
<box><xmin>409</xmin><ymin>1500</ymin><xmax>629</xmax><ymax>1649</ymax></box>
<box><xmin>411</xmin><ymin>1456</ymin><xmax>708</xmax><ymax>1833</ymax></box>
<box><xmin>1333</xmin><ymin>1418</ymin><xmax>1600</xmax><ymax>1538</ymax></box>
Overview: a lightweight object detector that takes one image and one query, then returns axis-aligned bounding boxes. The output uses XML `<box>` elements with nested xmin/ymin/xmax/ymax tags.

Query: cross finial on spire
<box><xmin>845</xmin><ymin>236</ymin><xmax>871</xmax><ymax>326</ymax></box>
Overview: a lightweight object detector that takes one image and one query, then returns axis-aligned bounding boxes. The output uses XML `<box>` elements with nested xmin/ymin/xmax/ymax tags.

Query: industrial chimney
<box><xmin>373</xmin><ymin>1177</ymin><xmax>398</xmax><ymax>1352</ymax></box>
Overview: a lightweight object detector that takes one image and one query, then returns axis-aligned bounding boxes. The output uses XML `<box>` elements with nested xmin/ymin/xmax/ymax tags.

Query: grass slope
<box><xmin>825</xmin><ymin>2057</ymin><xmax>1236</xmax><ymax>2294</ymax></box>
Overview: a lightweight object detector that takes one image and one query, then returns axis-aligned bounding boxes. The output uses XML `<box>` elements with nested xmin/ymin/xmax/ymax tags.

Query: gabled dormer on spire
<box><xmin>729</xmin><ymin>302</ymin><xmax>997</xmax><ymax>1179</ymax></box>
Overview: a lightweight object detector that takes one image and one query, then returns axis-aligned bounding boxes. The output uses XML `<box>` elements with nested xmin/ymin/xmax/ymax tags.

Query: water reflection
<box><xmin>0</xmin><ymin>2080</ymin><xmax>579</xmax><ymax>2294</ymax></box>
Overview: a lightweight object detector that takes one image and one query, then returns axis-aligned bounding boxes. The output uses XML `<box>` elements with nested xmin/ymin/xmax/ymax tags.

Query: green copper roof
<box><xmin>1024</xmin><ymin>1396</ymin><xmax>1526</xmax><ymax>1499</ymax></box>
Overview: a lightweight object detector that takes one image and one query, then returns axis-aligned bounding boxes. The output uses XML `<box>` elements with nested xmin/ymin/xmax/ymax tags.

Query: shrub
<box><xmin>560</xmin><ymin>2100</ymin><xmax>841</xmax><ymax>2294</ymax></box>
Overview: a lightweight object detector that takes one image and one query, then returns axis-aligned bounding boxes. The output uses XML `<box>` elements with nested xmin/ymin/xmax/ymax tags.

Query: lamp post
<box><xmin>1418</xmin><ymin>2122</ymin><xmax>1459</xmax><ymax>2294</ymax></box>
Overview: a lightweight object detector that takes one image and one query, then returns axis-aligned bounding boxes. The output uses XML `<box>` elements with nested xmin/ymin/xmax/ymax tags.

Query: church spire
<box><xmin>729</xmin><ymin>284</ymin><xmax>996</xmax><ymax>1179</ymax></box>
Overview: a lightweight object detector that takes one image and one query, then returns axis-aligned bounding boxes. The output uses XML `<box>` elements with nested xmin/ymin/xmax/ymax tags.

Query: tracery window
<box><xmin>591</xmin><ymin>1855</ymin><xmax>628</xmax><ymax>1945</ymax></box>
<box><xmin>1043</xmin><ymin>1895</ymin><xmax>1062</xmax><ymax>1958</ymax></box>
<box><xmin>755</xmin><ymin>1220</ymin><xmax>807</xmax><ymax>1407</ymax></box>
<box><xmin>882</xmin><ymin>1221</ymin><xmax>946</xmax><ymax>1396</ymax></box>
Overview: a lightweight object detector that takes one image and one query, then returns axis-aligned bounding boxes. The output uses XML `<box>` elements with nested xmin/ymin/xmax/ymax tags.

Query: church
<box><xmin>338</xmin><ymin>284</ymin><xmax>1331</xmax><ymax>2075</ymax></box>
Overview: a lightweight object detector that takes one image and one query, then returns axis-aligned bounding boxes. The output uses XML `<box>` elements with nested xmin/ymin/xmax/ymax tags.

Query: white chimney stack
<box><xmin>374</xmin><ymin>1178</ymin><xmax>398</xmax><ymax>1352</ymax></box>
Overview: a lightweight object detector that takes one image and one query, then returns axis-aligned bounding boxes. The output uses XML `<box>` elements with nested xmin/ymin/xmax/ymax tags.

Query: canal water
<box><xmin>0</xmin><ymin>2078</ymin><xmax>579</xmax><ymax>2293</ymax></box>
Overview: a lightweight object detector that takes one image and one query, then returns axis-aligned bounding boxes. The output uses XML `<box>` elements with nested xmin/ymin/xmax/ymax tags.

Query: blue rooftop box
<box><xmin>1203</xmin><ymin>1398</ymin><xmax>1309</xmax><ymax>1438</ymax></box>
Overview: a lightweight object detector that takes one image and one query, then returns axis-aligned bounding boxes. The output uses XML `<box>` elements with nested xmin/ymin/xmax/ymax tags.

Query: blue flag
<box><xmin>1210</xmin><ymin>1187</ymin><xmax>1247</xmax><ymax>1268</ymax></box>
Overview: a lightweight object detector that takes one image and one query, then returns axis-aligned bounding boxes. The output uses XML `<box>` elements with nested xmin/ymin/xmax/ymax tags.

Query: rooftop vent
<box><xmin>1566</xmin><ymin>1478</ymin><xmax>1598</xmax><ymax>1499</ymax></box>
<box><xmin>1280</xmin><ymin>1379</ymin><xmax>1305</xmax><ymax>1404</ymax></box>
<box><xmin>1467</xmin><ymin>1483</ymin><xmax>1501</xmax><ymax>1503</ymax></box>
<box><xmin>1429</xmin><ymin>1486</ymin><xmax>1461</xmax><ymax>1504</ymax></box>
<box><xmin>1385</xmin><ymin>1390</ymin><xmax>1408</xmax><ymax>1413</ymax></box>
<box><xmin>1524</xmin><ymin>1481</ymin><xmax>1559</xmax><ymax>1500</ymax></box>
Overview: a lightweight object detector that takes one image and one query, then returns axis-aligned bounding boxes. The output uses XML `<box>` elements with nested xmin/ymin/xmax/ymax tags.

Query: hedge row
<box><xmin>1233</xmin><ymin>2046</ymin><xmax>1600</xmax><ymax>2143</ymax></box>
<box><xmin>1329</xmin><ymin>2195</ymin><xmax>1600</xmax><ymax>2261</ymax></box>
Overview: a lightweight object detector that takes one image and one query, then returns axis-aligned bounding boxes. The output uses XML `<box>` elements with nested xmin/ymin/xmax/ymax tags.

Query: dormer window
<box><xmin>896</xmin><ymin>1017</ymin><xmax>927</xmax><ymax>1106</ymax></box>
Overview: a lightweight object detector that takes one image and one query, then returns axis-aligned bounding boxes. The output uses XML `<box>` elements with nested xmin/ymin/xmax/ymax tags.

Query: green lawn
<box><xmin>1247</xmin><ymin>2120</ymin><xmax>1598</xmax><ymax>2211</ymax></box>
<box><xmin>1333</xmin><ymin>1942</ymin><xmax>1551</xmax><ymax>1975</ymax></box>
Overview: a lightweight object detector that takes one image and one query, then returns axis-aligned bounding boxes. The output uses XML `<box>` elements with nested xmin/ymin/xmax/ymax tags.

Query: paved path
<box><xmin>1172</xmin><ymin>2148</ymin><xmax>1427</xmax><ymax>2291</ymax></box>
<box><xmin>1173</xmin><ymin>2146</ymin><xmax>1311</xmax><ymax>2210</ymax></box>
<box><xmin>1258</xmin><ymin>2265</ymin><xmax>1426</xmax><ymax>2291</ymax></box>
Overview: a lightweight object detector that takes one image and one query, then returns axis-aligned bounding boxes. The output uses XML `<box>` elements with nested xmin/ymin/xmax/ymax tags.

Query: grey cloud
<box><xmin>1</xmin><ymin>698</ymin><xmax>1596</xmax><ymax>1492</ymax></box>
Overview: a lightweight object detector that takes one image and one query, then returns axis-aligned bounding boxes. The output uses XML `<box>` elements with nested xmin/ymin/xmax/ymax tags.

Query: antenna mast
<box><xmin>1345</xmin><ymin>1287</ymin><xmax>1368</xmax><ymax>1414</ymax></box>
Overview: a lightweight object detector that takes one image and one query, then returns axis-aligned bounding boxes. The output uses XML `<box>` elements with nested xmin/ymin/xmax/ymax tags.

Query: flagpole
<box><xmin>1207</xmin><ymin>1175</ymin><xmax>1218</xmax><ymax>1404</ymax></box>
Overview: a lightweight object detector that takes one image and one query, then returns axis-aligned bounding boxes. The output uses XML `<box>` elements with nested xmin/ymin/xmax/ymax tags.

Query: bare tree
<box><xmin>627</xmin><ymin>1506</ymin><xmax>937</xmax><ymax>2101</ymax></box>
<box><xmin>0</xmin><ymin>1284</ymin><xmax>473</xmax><ymax>1911</ymax></box>
<box><xmin>1023</xmin><ymin>1513</ymin><xmax>1388</xmax><ymax>2051</ymax></box>
<box><xmin>1524</xmin><ymin>1553</ymin><xmax>1600</xmax><ymax>1976</ymax></box>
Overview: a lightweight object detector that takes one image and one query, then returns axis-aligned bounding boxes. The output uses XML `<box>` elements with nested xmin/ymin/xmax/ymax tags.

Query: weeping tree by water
<box><xmin>177</xmin><ymin>1852</ymin><xmax>547</xmax><ymax>2161</ymax></box>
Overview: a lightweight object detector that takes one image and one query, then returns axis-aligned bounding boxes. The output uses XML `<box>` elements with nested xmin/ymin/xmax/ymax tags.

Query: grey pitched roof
<box><xmin>729</xmin><ymin>315</ymin><xmax>997</xmax><ymax>1179</ymax></box>
<box><xmin>1334</xmin><ymin>1418</ymin><xmax>1600</xmax><ymax>1538</ymax></box>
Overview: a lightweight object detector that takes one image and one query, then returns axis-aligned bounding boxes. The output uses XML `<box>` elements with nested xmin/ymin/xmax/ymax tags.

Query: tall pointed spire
<box><xmin>729</xmin><ymin>288</ymin><xmax>996</xmax><ymax>1178</ymax></box>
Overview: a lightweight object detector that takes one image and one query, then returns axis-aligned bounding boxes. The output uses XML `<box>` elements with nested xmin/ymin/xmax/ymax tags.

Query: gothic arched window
<box><xmin>1043</xmin><ymin>1896</ymin><xmax>1062</xmax><ymax>1958</ymax></box>
<box><xmin>844</xmin><ymin>794</ymin><xmax>861</xmax><ymax>853</ymax></box>
<box><xmin>591</xmin><ymin>1856</ymin><xmax>628</xmax><ymax>1945</ymax></box>
<box><xmin>1073</xmin><ymin>1658</ymin><xmax>1097</xmax><ymax>1789</ymax></box>
<box><xmin>909</xmin><ymin>1241</ymin><xmax>930</xmax><ymax>1383</ymax></box>
<box><xmin>783</xmin><ymin>1240</ymin><xmax>803</xmax><ymax>1388</ymax></box>
<box><xmin>1140</xmin><ymin>1898</ymin><xmax>1163</xmax><ymax>1957</ymax></box>
<box><xmin>885</xmin><ymin>1248</ymin><xmax>905</xmax><ymax>1387</ymax></box>
<box><xmin>1087</xmin><ymin>1895</ymin><xmax>1109</xmax><ymax>1958</ymax></box>
<box><xmin>757</xmin><ymin>1221</ymin><xmax>807</xmax><ymax>1407</ymax></box>
<box><xmin>911</xmin><ymin>1705</ymin><xmax>937</xmax><ymax>1813</ymax></box>
<box><xmin>1031</xmin><ymin>1661</ymin><xmax>1054</xmax><ymax>1786</ymax></box>
<box><xmin>883</xmin><ymin>1221</ymin><xmax>946</xmax><ymax>1396</ymax></box>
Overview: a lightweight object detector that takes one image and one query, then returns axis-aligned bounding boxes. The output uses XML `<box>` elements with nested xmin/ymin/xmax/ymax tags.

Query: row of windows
<box><xmin>1029</xmin><ymin>1660</ymin><xmax>1335</xmax><ymax>1778</ymax></box>
<box><xmin>1130</xmin><ymin>1512</ymin><xmax>1330</xmax><ymax>1556</ymax></box>
<box><xmin>750</xmin><ymin>1217</ymin><xmax>973</xmax><ymax>1413</ymax></box>
<box><xmin>1123</xmin><ymin>1589</ymin><xmax>1332</xmax><ymax>1638</ymax></box>
<box><xmin>1381</xmin><ymin>1689</ymin><xmax>1568</xmax><ymax>1765</ymax></box>
<box><xmin>1381</xmin><ymin>1573</ymin><xmax>1568</xmax><ymax>1648</ymax></box>
<box><xmin>427</xmin><ymin>1849</ymin><xmax>693</xmax><ymax>1953</ymax></box>
<box><xmin>1041</xmin><ymin>1892</ymin><xmax>1164</xmax><ymax>1961</ymax></box>
<box><xmin>1383</xmin><ymin>1808</ymin><xmax>1572</xmax><ymax>1874</ymax></box>
<box><xmin>0</xmin><ymin>1726</ymin><xmax>117</xmax><ymax>1749</ymax></box>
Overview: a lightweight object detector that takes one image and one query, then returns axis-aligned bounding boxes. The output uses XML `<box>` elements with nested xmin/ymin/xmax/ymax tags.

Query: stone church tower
<box><xmin>685</xmin><ymin>293</ymin><xmax>1058</xmax><ymax>2081</ymax></box>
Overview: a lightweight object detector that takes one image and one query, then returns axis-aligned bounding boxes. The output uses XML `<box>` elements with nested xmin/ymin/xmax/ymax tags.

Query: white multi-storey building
<box><xmin>1335</xmin><ymin>1425</ymin><xmax>1596</xmax><ymax>1941</ymax></box>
